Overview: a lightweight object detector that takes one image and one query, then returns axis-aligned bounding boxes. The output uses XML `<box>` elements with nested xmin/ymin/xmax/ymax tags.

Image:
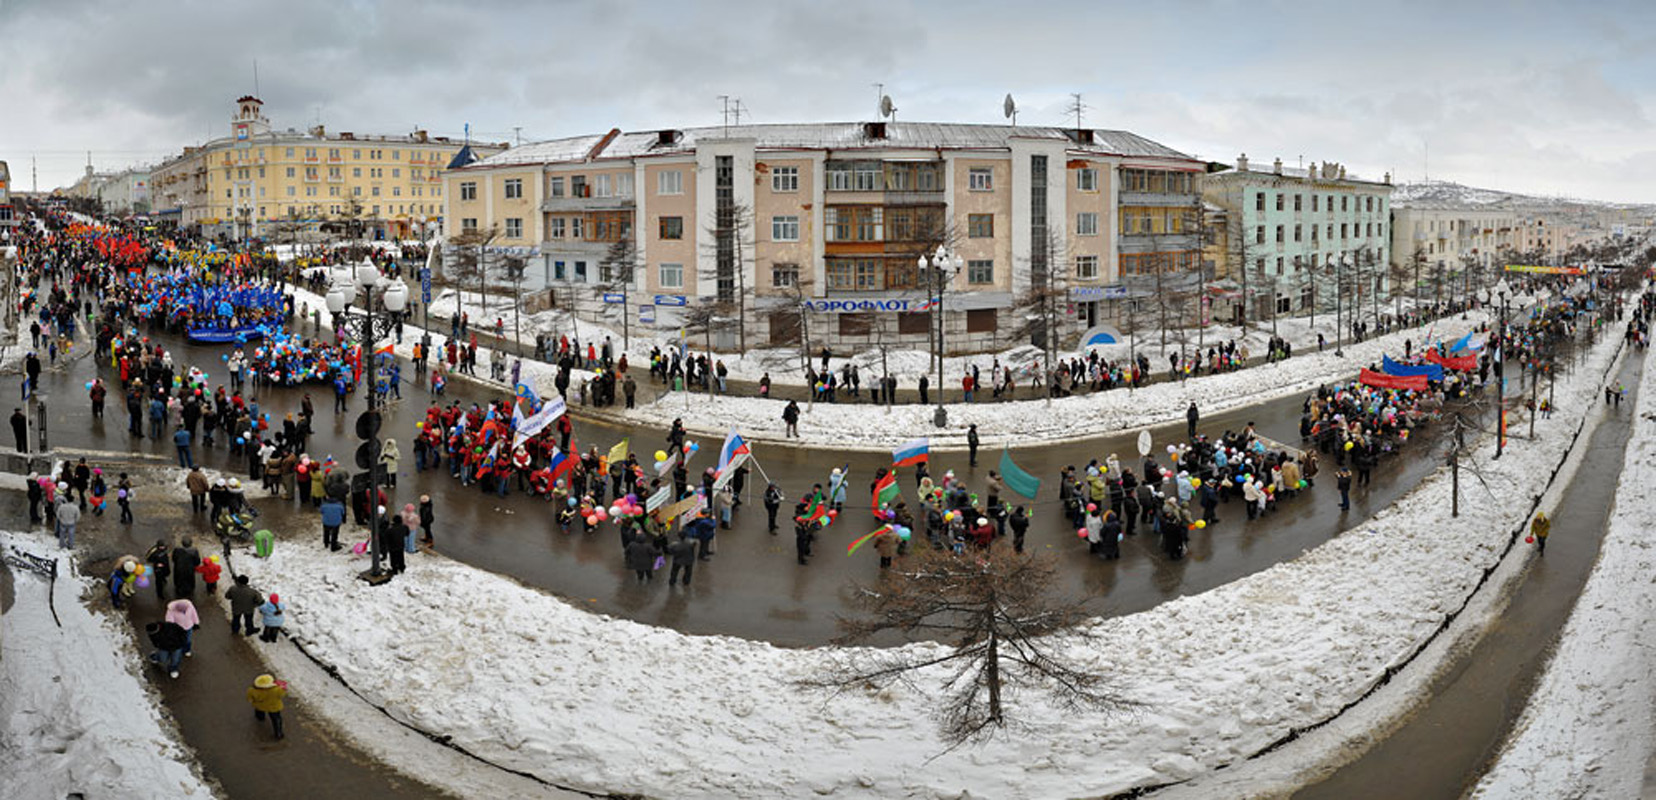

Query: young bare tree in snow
<box><xmin>802</xmin><ymin>547</ymin><xmax>1134</xmax><ymax>748</ymax></box>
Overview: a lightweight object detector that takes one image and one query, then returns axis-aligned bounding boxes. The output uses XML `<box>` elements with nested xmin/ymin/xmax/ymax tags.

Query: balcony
<box><xmin>1119</xmin><ymin>191</ymin><xmax>1198</xmax><ymax>208</ymax></box>
<box><xmin>541</xmin><ymin>195</ymin><xmax>635</xmax><ymax>213</ymax></box>
<box><xmin>882</xmin><ymin>188</ymin><xmax>946</xmax><ymax>207</ymax></box>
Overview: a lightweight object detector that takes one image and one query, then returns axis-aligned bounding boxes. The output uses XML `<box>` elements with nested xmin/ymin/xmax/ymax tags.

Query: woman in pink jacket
<box><xmin>165</xmin><ymin>598</ymin><xmax>202</xmax><ymax>658</ymax></box>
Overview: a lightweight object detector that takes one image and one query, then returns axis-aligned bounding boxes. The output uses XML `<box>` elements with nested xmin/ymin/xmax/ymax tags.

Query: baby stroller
<box><xmin>215</xmin><ymin>504</ymin><xmax>260</xmax><ymax>542</ymax></box>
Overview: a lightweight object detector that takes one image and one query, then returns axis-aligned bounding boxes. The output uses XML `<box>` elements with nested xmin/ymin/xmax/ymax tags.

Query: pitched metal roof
<box><xmin>468</xmin><ymin>121</ymin><xmax>1197</xmax><ymax>169</ymax></box>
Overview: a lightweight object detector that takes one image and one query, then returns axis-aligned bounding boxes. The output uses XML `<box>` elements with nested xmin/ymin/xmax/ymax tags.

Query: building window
<box><xmin>771</xmin><ymin>215</ymin><xmax>799</xmax><ymax>242</ymax></box>
<box><xmin>967</xmin><ymin>259</ymin><xmax>994</xmax><ymax>284</ymax></box>
<box><xmin>504</xmin><ymin>218</ymin><xmax>523</xmax><ymax>238</ymax></box>
<box><xmin>1256</xmin><ymin>192</ymin><xmax>1265</xmax><ymax>211</ymax></box>
<box><xmin>461</xmin><ymin>218</ymin><xmax>478</xmax><ymax>232</ymax></box>
<box><xmin>853</xmin><ymin>164</ymin><xmax>880</xmax><ymax>191</ymax></box>
<box><xmin>1076</xmin><ymin>167</ymin><xmax>1098</xmax><ymax>192</ymax></box>
<box><xmin>1076</xmin><ymin>212</ymin><xmax>1099</xmax><ymax>236</ymax></box>
<box><xmin>771</xmin><ymin>263</ymin><xmax>798</xmax><ymax>287</ymax></box>
<box><xmin>286</xmin><ymin>186</ymin><xmax>296</xmax><ymax>197</ymax></box>
<box><xmin>1294</xmin><ymin>223</ymin><xmax>1303</xmax><ymax>242</ymax></box>
<box><xmin>504</xmin><ymin>178</ymin><xmax>523</xmax><ymax>199</ymax></box>
<box><xmin>658</xmin><ymin>170</ymin><xmax>683</xmax><ymax>195</ymax></box>
<box><xmin>838</xmin><ymin>313</ymin><xmax>874</xmax><ymax>337</ymax></box>
<box><xmin>1275</xmin><ymin>225</ymin><xmax>1284</xmax><ymax>243</ymax></box>
<box><xmin>569</xmin><ymin>217</ymin><xmax>585</xmax><ymax>239</ymax></box>
<box><xmin>658</xmin><ymin>262</ymin><xmax>684</xmax><ymax>289</ymax></box>
<box><xmin>827</xmin><ymin>259</ymin><xmax>879</xmax><ymax>290</ymax></box>
<box><xmin>371</xmin><ymin>187</ymin><xmax>381</xmax><ymax>197</ymax></box>
<box><xmin>1255</xmin><ymin>226</ymin><xmax>1265</xmax><ymax>245</ymax></box>
<box><xmin>549</xmin><ymin>177</ymin><xmax>565</xmax><ymax>197</ymax></box>
<box><xmin>1276</xmin><ymin>256</ymin><xmax>1284</xmax><ymax>275</ymax></box>
<box><xmin>460</xmin><ymin>182</ymin><xmax>476</xmax><ymax>201</ymax></box>
<box><xmin>1275</xmin><ymin>193</ymin><xmax>1284</xmax><ymax>211</ymax></box>
<box><xmin>965</xmin><ymin>309</ymin><xmax>997</xmax><ymax>333</ymax></box>
<box><xmin>658</xmin><ymin>216</ymin><xmax>684</xmax><ymax>240</ymax></box>
<box><xmin>771</xmin><ymin>166</ymin><xmax>798</xmax><ymax>193</ymax></box>
<box><xmin>968</xmin><ymin>167</ymin><xmax>993</xmax><ymax>191</ymax></box>
<box><xmin>1076</xmin><ymin>255</ymin><xmax>1099</xmax><ymax>279</ymax></box>
<box><xmin>1294</xmin><ymin>194</ymin><xmax>1302</xmax><ymax>211</ymax></box>
<box><xmin>1313</xmin><ymin>195</ymin><xmax>1320</xmax><ymax>212</ymax></box>
<box><xmin>286</xmin><ymin>167</ymin><xmax>295</xmax><ymax>178</ymax></box>
<box><xmin>968</xmin><ymin>214</ymin><xmax>994</xmax><ymax>238</ymax></box>
<box><xmin>549</xmin><ymin>218</ymin><xmax>566</xmax><ymax>239</ymax></box>
<box><xmin>1342</xmin><ymin>196</ymin><xmax>1349</xmax><ymax>212</ymax></box>
<box><xmin>285</xmin><ymin>147</ymin><xmax>295</xmax><ymax>157</ymax></box>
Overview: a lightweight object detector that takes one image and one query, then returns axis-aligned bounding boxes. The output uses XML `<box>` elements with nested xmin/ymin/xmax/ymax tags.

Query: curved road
<box><xmin>30</xmin><ymin>316</ymin><xmax>1496</xmax><ymax>647</ymax></box>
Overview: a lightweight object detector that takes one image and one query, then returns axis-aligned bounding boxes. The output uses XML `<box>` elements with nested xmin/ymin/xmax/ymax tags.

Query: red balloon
<box><xmin>827</xmin><ymin>509</ymin><xmax>838</xmax><ymax>519</ymax></box>
<box><xmin>1525</xmin><ymin>536</ymin><xmax>1535</xmax><ymax>544</ymax></box>
<box><xmin>1076</xmin><ymin>528</ymin><xmax>1088</xmax><ymax>539</ymax></box>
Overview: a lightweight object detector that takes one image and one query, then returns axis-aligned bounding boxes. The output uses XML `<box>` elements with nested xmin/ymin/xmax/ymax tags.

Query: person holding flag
<box><xmin>871</xmin><ymin>469</ymin><xmax>900</xmax><ymax>515</ymax></box>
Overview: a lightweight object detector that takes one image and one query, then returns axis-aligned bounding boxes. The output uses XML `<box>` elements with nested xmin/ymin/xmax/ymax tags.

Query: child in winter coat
<box><xmin>258</xmin><ymin>594</ymin><xmax>286</xmax><ymax>642</ymax></box>
<box><xmin>418</xmin><ymin>495</ymin><xmax>435</xmax><ymax>546</ymax></box>
<box><xmin>195</xmin><ymin>555</ymin><xmax>222</xmax><ymax>596</ymax></box>
<box><xmin>247</xmin><ymin>674</ymin><xmax>289</xmax><ymax>739</ymax></box>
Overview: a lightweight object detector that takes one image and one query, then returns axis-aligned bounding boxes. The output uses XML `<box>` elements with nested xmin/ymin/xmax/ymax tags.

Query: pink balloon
<box><xmin>352</xmin><ymin>542</ymin><xmax>368</xmax><ymax>555</ymax></box>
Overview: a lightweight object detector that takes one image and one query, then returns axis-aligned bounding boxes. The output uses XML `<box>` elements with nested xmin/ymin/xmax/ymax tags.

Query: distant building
<box><xmin>1202</xmin><ymin>155</ymin><xmax>1394</xmax><ymax>322</ymax></box>
<box><xmin>149</xmin><ymin>96</ymin><xmax>506</xmax><ymax>240</ymax></box>
<box><xmin>0</xmin><ymin>161</ymin><xmax>14</xmax><ymax>238</ymax></box>
<box><xmin>444</xmin><ymin>121</ymin><xmax>1205</xmax><ymax>353</ymax></box>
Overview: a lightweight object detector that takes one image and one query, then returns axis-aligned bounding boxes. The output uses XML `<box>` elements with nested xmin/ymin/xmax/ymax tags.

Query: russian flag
<box><xmin>547</xmin><ymin>447</ymin><xmax>575</xmax><ymax>481</ymax></box>
<box><xmin>716</xmin><ymin>429</ymin><xmax>751</xmax><ymax>475</ymax></box>
<box><xmin>892</xmin><ymin>437</ymin><xmax>929</xmax><ymax>467</ymax></box>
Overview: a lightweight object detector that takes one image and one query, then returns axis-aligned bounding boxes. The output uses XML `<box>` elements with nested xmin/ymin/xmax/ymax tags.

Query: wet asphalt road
<box><xmin>1293</xmin><ymin>347</ymin><xmax>1642</xmax><ymax>800</ymax></box>
<box><xmin>22</xmin><ymin>319</ymin><xmax>1510</xmax><ymax>648</ymax></box>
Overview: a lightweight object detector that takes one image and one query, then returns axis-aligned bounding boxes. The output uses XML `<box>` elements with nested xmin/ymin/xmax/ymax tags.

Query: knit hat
<box><xmin>268</xmin><ymin>593</ymin><xmax>280</xmax><ymax>604</ymax></box>
<box><xmin>253</xmin><ymin>674</ymin><xmax>276</xmax><ymax>689</ymax></box>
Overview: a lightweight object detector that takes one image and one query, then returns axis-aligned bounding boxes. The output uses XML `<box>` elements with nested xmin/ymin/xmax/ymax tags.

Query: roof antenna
<box><xmin>1067</xmin><ymin>93</ymin><xmax>1087</xmax><ymax>129</ymax></box>
<box><xmin>719</xmin><ymin>95</ymin><xmax>731</xmax><ymax>133</ymax></box>
<box><xmin>1003</xmin><ymin>94</ymin><xmax>1017</xmax><ymax>127</ymax></box>
<box><xmin>253</xmin><ymin>58</ymin><xmax>260</xmax><ymax>98</ymax></box>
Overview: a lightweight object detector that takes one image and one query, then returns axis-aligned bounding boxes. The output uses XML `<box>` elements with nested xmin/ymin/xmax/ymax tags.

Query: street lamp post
<box><xmin>919</xmin><ymin>245</ymin><xmax>962</xmax><ymax>427</ymax></box>
<box><xmin>1494</xmin><ymin>278</ymin><xmax>1510</xmax><ymax>460</ymax></box>
<box><xmin>326</xmin><ymin>258</ymin><xmax>408</xmax><ymax>584</ymax></box>
<box><xmin>1335</xmin><ymin>255</ymin><xmax>1348</xmax><ymax>357</ymax></box>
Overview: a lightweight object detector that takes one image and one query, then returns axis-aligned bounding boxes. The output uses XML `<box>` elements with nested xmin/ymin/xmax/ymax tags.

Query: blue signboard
<box><xmin>602</xmin><ymin>293</ymin><xmax>626</xmax><ymax>304</ymax></box>
<box><xmin>418</xmin><ymin>267</ymin><xmax>432</xmax><ymax>304</ymax></box>
<box><xmin>654</xmin><ymin>294</ymin><xmax>688</xmax><ymax>307</ymax></box>
<box><xmin>639</xmin><ymin>304</ymin><xmax>656</xmax><ymax>324</ymax></box>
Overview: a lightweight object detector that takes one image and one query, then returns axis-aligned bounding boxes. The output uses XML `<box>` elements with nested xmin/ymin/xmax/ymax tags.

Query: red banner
<box><xmin>1424</xmin><ymin>350</ymin><xmax>1478</xmax><ymax>371</ymax></box>
<box><xmin>1359</xmin><ymin>368</ymin><xmax>1428</xmax><ymax>392</ymax></box>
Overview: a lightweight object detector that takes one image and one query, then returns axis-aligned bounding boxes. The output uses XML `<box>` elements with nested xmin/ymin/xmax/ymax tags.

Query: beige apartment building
<box><xmin>445</xmin><ymin>121</ymin><xmax>1204</xmax><ymax>354</ymax></box>
<box><xmin>149</xmin><ymin>97</ymin><xmax>505</xmax><ymax>241</ymax></box>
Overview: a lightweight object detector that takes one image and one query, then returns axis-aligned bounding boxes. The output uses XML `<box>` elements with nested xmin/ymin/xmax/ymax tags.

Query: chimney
<box><xmin>863</xmin><ymin>121</ymin><xmax>887</xmax><ymax>140</ymax></box>
<box><xmin>1339</xmin><ymin>165</ymin><xmax>1347</xmax><ymax>179</ymax></box>
<box><xmin>1273</xmin><ymin>157</ymin><xmax>1283</xmax><ymax>175</ymax></box>
<box><xmin>1237</xmin><ymin>153</ymin><xmax>1249</xmax><ymax>171</ymax></box>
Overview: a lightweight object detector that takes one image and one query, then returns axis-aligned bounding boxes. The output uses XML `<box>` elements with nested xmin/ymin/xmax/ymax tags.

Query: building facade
<box><xmin>444</xmin><ymin>121</ymin><xmax>1205</xmax><ymax>354</ymax></box>
<box><xmin>149</xmin><ymin>97</ymin><xmax>505</xmax><ymax>240</ymax></box>
<box><xmin>1203</xmin><ymin>155</ymin><xmax>1394</xmax><ymax>321</ymax></box>
<box><xmin>0</xmin><ymin>161</ymin><xmax>15</xmax><ymax>239</ymax></box>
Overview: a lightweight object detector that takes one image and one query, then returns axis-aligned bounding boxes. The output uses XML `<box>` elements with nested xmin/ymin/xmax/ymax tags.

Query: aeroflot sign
<box><xmin>804</xmin><ymin>299</ymin><xmax>911</xmax><ymax>313</ymax></box>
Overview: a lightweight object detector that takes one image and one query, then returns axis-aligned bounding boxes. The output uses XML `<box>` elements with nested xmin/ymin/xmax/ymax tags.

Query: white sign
<box><xmin>511</xmin><ymin>397</ymin><xmax>567</xmax><ymax>449</ymax></box>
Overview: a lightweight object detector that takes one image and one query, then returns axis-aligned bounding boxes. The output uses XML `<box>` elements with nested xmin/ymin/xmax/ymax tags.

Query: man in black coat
<box><xmin>171</xmin><ymin>537</ymin><xmax>202</xmax><ymax>596</ymax></box>
<box><xmin>667</xmin><ymin>533</ymin><xmax>696</xmax><ymax>586</ymax></box>
<box><xmin>1187</xmin><ymin>402</ymin><xmax>1200</xmax><ymax>440</ymax></box>
<box><xmin>625</xmin><ymin>532</ymin><xmax>658</xmax><ymax>583</ymax></box>
<box><xmin>10</xmin><ymin>408</ymin><xmax>25</xmax><ymax>452</ymax></box>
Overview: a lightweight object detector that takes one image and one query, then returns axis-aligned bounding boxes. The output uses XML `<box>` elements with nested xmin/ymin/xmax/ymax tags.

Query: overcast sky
<box><xmin>4</xmin><ymin>0</ymin><xmax>1656</xmax><ymax>203</ymax></box>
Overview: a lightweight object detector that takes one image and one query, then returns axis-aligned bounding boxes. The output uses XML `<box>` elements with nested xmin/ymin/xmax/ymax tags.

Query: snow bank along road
<box><xmin>223</xmin><ymin>314</ymin><xmax>1624</xmax><ymax>798</ymax></box>
<box><xmin>304</xmin><ymin>279</ymin><xmax>1528</xmax><ymax>452</ymax></box>
<box><xmin>1472</xmin><ymin>335</ymin><xmax>1656</xmax><ymax>799</ymax></box>
<box><xmin>0</xmin><ymin>531</ymin><xmax>213</xmax><ymax>800</ymax></box>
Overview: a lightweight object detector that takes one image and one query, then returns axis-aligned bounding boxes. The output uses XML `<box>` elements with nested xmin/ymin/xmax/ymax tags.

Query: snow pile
<box><xmin>0</xmin><ymin>532</ymin><xmax>214</xmax><ymax>799</ymax></box>
<box><xmin>227</xmin><ymin>332</ymin><xmax>1624</xmax><ymax>798</ymax></box>
<box><xmin>1471</xmin><ymin>344</ymin><xmax>1656</xmax><ymax>798</ymax></box>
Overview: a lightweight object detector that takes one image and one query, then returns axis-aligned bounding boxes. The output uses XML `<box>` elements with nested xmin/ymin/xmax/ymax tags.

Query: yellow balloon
<box><xmin>1194</xmin><ymin>520</ymin><xmax>1207</xmax><ymax>529</ymax></box>
<box><xmin>1191</xmin><ymin>478</ymin><xmax>1202</xmax><ymax>488</ymax></box>
<box><xmin>1344</xmin><ymin>441</ymin><xmax>1355</xmax><ymax>451</ymax></box>
<box><xmin>654</xmin><ymin>450</ymin><xmax>668</xmax><ymax>462</ymax></box>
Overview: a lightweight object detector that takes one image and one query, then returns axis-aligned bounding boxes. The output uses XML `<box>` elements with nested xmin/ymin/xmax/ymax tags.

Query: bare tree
<box><xmin>1226</xmin><ymin>212</ymin><xmax>1265</xmax><ymax>330</ymax></box>
<box><xmin>801</xmin><ymin>548</ymin><xmax>1133</xmax><ymax>748</ymax></box>
<box><xmin>700</xmin><ymin>201</ymin><xmax>755</xmax><ymax>355</ymax></box>
<box><xmin>1009</xmin><ymin>227</ymin><xmax>1068</xmax><ymax>386</ymax></box>
<box><xmin>496</xmin><ymin>253</ymin><xmax>529</xmax><ymax>355</ymax></box>
<box><xmin>601</xmin><ymin>238</ymin><xmax>641</xmax><ymax>353</ymax></box>
<box><xmin>447</xmin><ymin>224</ymin><xmax>499</xmax><ymax>318</ymax></box>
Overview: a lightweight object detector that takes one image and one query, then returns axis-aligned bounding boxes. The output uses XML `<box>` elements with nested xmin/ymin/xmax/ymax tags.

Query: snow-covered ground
<box><xmin>222</xmin><ymin>324</ymin><xmax>1623</xmax><ymax>799</ymax></box>
<box><xmin>291</xmin><ymin>281</ymin><xmax>1537</xmax><ymax>451</ymax></box>
<box><xmin>0</xmin><ymin>531</ymin><xmax>215</xmax><ymax>800</ymax></box>
<box><xmin>1471</xmin><ymin>342</ymin><xmax>1656</xmax><ymax>798</ymax></box>
<box><xmin>417</xmin><ymin>282</ymin><xmax>1468</xmax><ymax>390</ymax></box>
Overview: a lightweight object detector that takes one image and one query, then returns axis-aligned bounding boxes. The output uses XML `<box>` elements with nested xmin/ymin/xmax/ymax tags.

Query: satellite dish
<box><xmin>1003</xmin><ymin>94</ymin><xmax>1017</xmax><ymax>120</ymax></box>
<box><xmin>879</xmin><ymin>95</ymin><xmax>895</xmax><ymax>119</ymax></box>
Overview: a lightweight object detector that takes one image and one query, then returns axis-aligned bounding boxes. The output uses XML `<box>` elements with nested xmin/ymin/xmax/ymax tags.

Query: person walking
<box><xmin>146</xmin><ymin>620</ymin><xmax>189</xmax><ymax>679</ymax></box>
<box><xmin>418</xmin><ymin>494</ymin><xmax>435</xmax><ymax>547</ymax></box>
<box><xmin>226</xmin><ymin>575</ymin><xmax>262</xmax><ymax>636</ymax></box>
<box><xmin>258</xmin><ymin>593</ymin><xmax>286</xmax><ymax>642</ymax></box>
<box><xmin>1186</xmin><ymin>402</ymin><xmax>1200</xmax><ymax>440</ymax></box>
<box><xmin>781</xmin><ymin>400</ymin><xmax>800</xmax><ymax>438</ymax></box>
<box><xmin>10</xmin><ymin>407</ymin><xmax>26</xmax><ymax>452</ymax></box>
<box><xmin>625</xmin><ymin>532</ymin><xmax>659</xmax><ymax>583</ymax></box>
<box><xmin>763</xmin><ymin>482</ymin><xmax>783</xmax><ymax>533</ymax></box>
<box><xmin>667</xmin><ymin>533</ymin><xmax>696</xmax><ymax>587</ymax></box>
<box><xmin>171</xmin><ymin>537</ymin><xmax>201</xmax><ymax>597</ymax></box>
<box><xmin>186</xmin><ymin>466</ymin><xmax>209</xmax><ymax>514</ymax></box>
<box><xmin>1335</xmin><ymin>467</ymin><xmax>1353</xmax><ymax>511</ymax></box>
<box><xmin>1531</xmin><ymin>511</ymin><xmax>1551</xmax><ymax>555</ymax></box>
<box><xmin>967</xmin><ymin>424</ymin><xmax>980</xmax><ymax>467</ymax></box>
<box><xmin>246</xmin><ymin>674</ymin><xmax>289</xmax><ymax>740</ymax></box>
<box><xmin>173</xmin><ymin>427</ymin><xmax>194</xmax><ymax>468</ymax></box>
<box><xmin>165</xmin><ymin>598</ymin><xmax>201</xmax><ymax>659</ymax></box>
<box><xmin>382</xmin><ymin>511</ymin><xmax>408</xmax><ymax>575</ymax></box>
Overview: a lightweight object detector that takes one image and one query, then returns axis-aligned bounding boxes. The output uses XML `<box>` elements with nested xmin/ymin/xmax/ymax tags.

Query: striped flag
<box><xmin>546</xmin><ymin>447</ymin><xmax>576</xmax><ymax>481</ymax></box>
<box><xmin>872</xmin><ymin>471</ymin><xmax>899</xmax><ymax>514</ymax></box>
<box><xmin>892</xmin><ymin>437</ymin><xmax>929</xmax><ymax>467</ymax></box>
<box><xmin>846</xmin><ymin>525</ymin><xmax>891</xmax><ymax>555</ymax></box>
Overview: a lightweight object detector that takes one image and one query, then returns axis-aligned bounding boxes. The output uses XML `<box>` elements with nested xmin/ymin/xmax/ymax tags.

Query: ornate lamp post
<box><xmin>919</xmin><ymin>244</ymin><xmax>962</xmax><ymax>427</ymax></box>
<box><xmin>325</xmin><ymin>258</ymin><xmax>408</xmax><ymax>583</ymax></box>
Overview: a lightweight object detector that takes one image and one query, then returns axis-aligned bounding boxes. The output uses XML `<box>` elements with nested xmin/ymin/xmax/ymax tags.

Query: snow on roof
<box><xmin>468</xmin><ymin>122</ymin><xmax>1196</xmax><ymax>169</ymax></box>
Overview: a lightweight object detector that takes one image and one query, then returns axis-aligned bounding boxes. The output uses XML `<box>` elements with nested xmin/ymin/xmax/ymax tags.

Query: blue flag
<box><xmin>998</xmin><ymin>448</ymin><xmax>1042</xmax><ymax>500</ymax></box>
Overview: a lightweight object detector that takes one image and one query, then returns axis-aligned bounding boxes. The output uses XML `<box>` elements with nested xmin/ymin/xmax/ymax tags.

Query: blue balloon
<box><xmin>235</xmin><ymin>437</ymin><xmax>245</xmax><ymax>445</ymax></box>
<box><xmin>567</xmin><ymin>498</ymin><xmax>577</xmax><ymax>507</ymax></box>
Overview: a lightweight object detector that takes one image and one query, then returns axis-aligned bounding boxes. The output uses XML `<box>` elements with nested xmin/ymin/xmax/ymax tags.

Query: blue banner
<box><xmin>1381</xmin><ymin>354</ymin><xmax>1444</xmax><ymax>382</ymax></box>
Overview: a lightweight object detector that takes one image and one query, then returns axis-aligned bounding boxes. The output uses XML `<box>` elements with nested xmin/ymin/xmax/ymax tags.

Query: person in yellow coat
<box><xmin>246</xmin><ymin>674</ymin><xmax>289</xmax><ymax>740</ymax></box>
<box><xmin>1531</xmin><ymin>512</ymin><xmax>1551</xmax><ymax>555</ymax></box>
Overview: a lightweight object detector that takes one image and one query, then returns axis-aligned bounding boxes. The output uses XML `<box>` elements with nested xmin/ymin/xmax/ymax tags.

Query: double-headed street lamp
<box><xmin>325</xmin><ymin>258</ymin><xmax>408</xmax><ymax>583</ymax></box>
<box><xmin>918</xmin><ymin>244</ymin><xmax>963</xmax><ymax>427</ymax></box>
<box><xmin>1494</xmin><ymin>278</ymin><xmax>1510</xmax><ymax>460</ymax></box>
